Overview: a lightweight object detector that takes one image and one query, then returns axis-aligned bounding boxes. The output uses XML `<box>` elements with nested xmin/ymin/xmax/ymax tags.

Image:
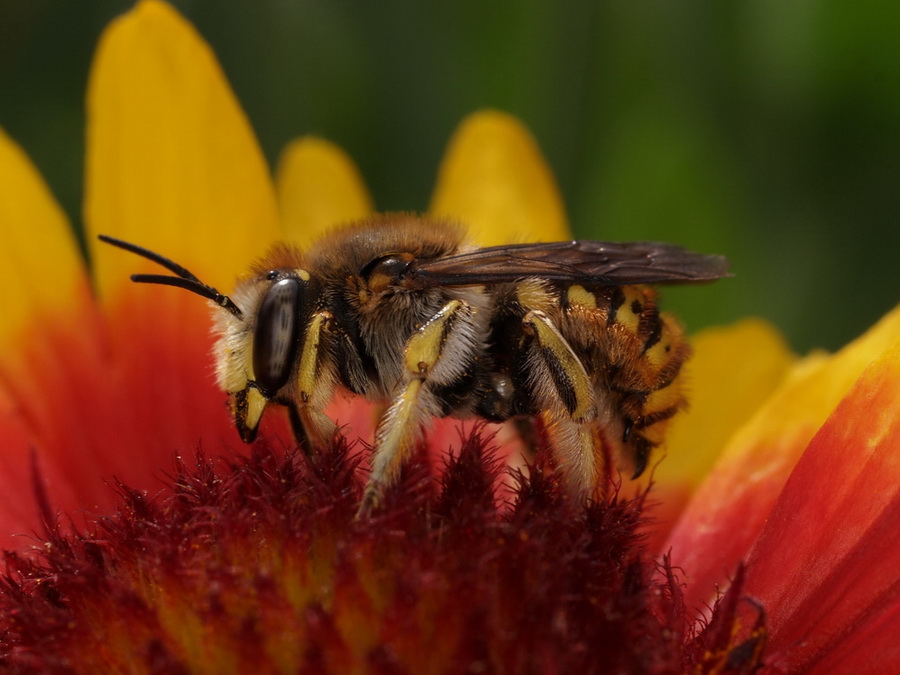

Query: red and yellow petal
<box><xmin>276</xmin><ymin>136</ymin><xmax>374</xmax><ymax>248</ymax></box>
<box><xmin>430</xmin><ymin>111</ymin><xmax>571</xmax><ymax>245</ymax></box>
<box><xmin>0</xmin><ymin>1</ymin><xmax>290</xmax><ymax>548</ymax></box>
<box><xmin>0</xmin><ymin>129</ymin><xmax>97</xmax><ymax>418</ymax></box>
<box><xmin>666</xmin><ymin>304</ymin><xmax>900</xmax><ymax>609</ymax></box>
<box><xmin>640</xmin><ymin>319</ymin><xmax>795</xmax><ymax>548</ymax></box>
<box><xmin>0</xmin><ymin>131</ymin><xmax>108</xmax><ymax>547</ymax></box>
<box><xmin>80</xmin><ymin>0</ymin><xmax>284</xmax><ymax>460</ymax></box>
<box><xmin>744</xmin><ymin>337</ymin><xmax>900</xmax><ymax>671</ymax></box>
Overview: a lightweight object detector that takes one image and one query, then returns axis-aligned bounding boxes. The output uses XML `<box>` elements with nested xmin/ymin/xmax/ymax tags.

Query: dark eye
<box><xmin>360</xmin><ymin>253</ymin><xmax>414</xmax><ymax>293</ymax></box>
<box><xmin>253</xmin><ymin>278</ymin><xmax>302</xmax><ymax>394</ymax></box>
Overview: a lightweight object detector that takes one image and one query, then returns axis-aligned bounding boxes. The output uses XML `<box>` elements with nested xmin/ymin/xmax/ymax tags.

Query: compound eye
<box><xmin>253</xmin><ymin>277</ymin><xmax>302</xmax><ymax>395</ymax></box>
<box><xmin>360</xmin><ymin>253</ymin><xmax>414</xmax><ymax>293</ymax></box>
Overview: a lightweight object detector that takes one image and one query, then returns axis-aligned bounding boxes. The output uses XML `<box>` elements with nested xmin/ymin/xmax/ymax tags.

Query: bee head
<box><xmin>98</xmin><ymin>235</ymin><xmax>310</xmax><ymax>444</ymax></box>
<box><xmin>214</xmin><ymin>263</ymin><xmax>319</xmax><ymax>444</ymax></box>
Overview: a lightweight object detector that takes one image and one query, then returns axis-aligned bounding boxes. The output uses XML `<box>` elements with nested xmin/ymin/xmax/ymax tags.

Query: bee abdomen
<box><xmin>636</xmin><ymin>299</ymin><xmax>662</xmax><ymax>351</ymax></box>
<box><xmin>561</xmin><ymin>282</ymin><xmax>690</xmax><ymax>477</ymax></box>
<box><xmin>626</xmin><ymin>318</ymin><xmax>690</xmax><ymax>471</ymax></box>
<box><xmin>609</xmin><ymin>286</ymin><xmax>661</xmax><ymax>348</ymax></box>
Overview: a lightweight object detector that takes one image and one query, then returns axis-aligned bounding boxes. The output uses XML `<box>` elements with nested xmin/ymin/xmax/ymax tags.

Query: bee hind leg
<box><xmin>520</xmin><ymin>310</ymin><xmax>605</xmax><ymax>503</ymax></box>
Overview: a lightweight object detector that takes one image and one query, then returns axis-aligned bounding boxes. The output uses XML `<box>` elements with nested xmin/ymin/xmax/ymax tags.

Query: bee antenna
<box><xmin>98</xmin><ymin>234</ymin><xmax>243</xmax><ymax>319</ymax></box>
<box><xmin>129</xmin><ymin>274</ymin><xmax>243</xmax><ymax>318</ymax></box>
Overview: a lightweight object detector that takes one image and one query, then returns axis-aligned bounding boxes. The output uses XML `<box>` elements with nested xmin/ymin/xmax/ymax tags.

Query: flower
<box><xmin>660</xmin><ymin>308</ymin><xmax>900</xmax><ymax>670</ymax></box>
<box><xmin>1</xmin><ymin>1</ymin><xmax>899</xmax><ymax>672</ymax></box>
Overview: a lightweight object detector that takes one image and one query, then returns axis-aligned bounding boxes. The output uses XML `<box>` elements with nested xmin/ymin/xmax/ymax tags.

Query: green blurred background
<box><xmin>2</xmin><ymin>1</ymin><xmax>898</xmax><ymax>353</ymax></box>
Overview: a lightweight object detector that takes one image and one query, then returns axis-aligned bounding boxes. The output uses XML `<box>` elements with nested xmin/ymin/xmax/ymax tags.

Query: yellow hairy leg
<box><xmin>359</xmin><ymin>299</ymin><xmax>469</xmax><ymax>516</ymax></box>
<box><xmin>521</xmin><ymin>308</ymin><xmax>603</xmax><ymax>502</ymax></box>
<box><xmin>295</xmin><ymin>310</ymin><xmax>338</xmax><ymax>447</ymax></box>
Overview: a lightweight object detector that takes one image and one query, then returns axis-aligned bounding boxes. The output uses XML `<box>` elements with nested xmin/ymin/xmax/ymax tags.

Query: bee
<box><xmin>100</xmin><ymin>215</ymin><xmax>727</xmax><ymax>514</ymax></box>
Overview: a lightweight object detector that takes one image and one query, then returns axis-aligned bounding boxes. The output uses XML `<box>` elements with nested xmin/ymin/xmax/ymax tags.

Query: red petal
<box><xmin>665</xmin><ymin>306</ymin><xmax>900</xmax><ymax>610</ymax></box>
<box><xmin>744</xmin><ymin>341</ymin><xmax>900</xmax><ymax>672</ymax></box>
<box><xmin>0</xmin><ymin>290</ymin><xmax>252</xmax><ymax>550</ymax></box>
<box><xmin>810</xmin><ymin>603</ymin><xmax>900</xmax><ymax>673</ymax></box>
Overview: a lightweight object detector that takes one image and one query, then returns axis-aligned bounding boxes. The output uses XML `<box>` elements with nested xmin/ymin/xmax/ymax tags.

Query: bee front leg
<box><xmin>358</xmin><ymin>299</ymin><xmax>478</xmax><ymax>517</ymax></box>
<box><xmin>520</xmin><ymin>310</ymin><xmax>604</xmax><ymax>503</ymax></box>
<box><xmin>293</xmin><ymin>310</ymin><xmax>339</xmax><ymax>450</ymax></box>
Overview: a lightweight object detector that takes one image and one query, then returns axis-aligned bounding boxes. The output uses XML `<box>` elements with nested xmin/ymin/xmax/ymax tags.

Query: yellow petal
<box><xmin>715</xmin><ymin>303</ymin><xmax>900</xmax><ymax>473</ymax></box>
<box><xmin>666</xmin><ymin>303</ymin><xmax>900</xmax><ymax>607</ymax></box>
<box><xmin>85</xmin><ymin>0</ymin><xmax>280</xmax><ymax>299</ymax></box>
<box><xmin>430</xmin><ymin>111</ymin><xmax>570</xmax><ymax>245</ymax></box>
<box><xmin>0</xmin><ymin>132</ymin><xmax>113</xmax><ymax>550</ymax></box>
<box><xmin>656</xmin><ymin>318</ymin><xmax>795</xmax><ymax>488</ymax></box>
<box><xmin>0</xmin><ymin>129</ymin><xmax>88</xmax><ymax>350</ymax></box>
<box><xmin>276</xmin><ymin>136</ymin><xmax>373</xmax><ymax>249</ymax></box>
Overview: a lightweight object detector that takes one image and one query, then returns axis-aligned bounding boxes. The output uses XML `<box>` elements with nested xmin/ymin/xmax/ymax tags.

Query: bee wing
<box><xmin>404</xmin><ymin>240</ymin><xmax>730</xmax><ymax>288</ymax></box>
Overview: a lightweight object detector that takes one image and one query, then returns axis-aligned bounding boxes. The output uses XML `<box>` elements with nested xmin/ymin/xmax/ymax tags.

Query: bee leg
<box><xmin>285</xmin><ymin>405</ymin><xmax>311</xmax><ymax>455</ymax></box>
<box><xmin>358</xmin><ymin>299</ymin><xmax>478</xmax><ymax>517</ymax></box>
<box><xmin>511</xmin><ymin>416</ymin><xmax>541</xmax><ymax>459</ymax></box>
<box><xmin>520</xmin><ymin>310</ymin><xmax>603</xmax><ymax>503</ymax></box>
<box><xmin>293</xmin><ymin>310</ymin><xmax>338</xmax><ymax>449</ymax></box>
<box><xmin>541</xmin><ymin>413</ymin><xmax>610</xmax><ymax>502</ymax></box>
<box><xmin>232</xmin><ymin>385</ymin><xmax>268</xmax><ymax>443</ymax></box>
